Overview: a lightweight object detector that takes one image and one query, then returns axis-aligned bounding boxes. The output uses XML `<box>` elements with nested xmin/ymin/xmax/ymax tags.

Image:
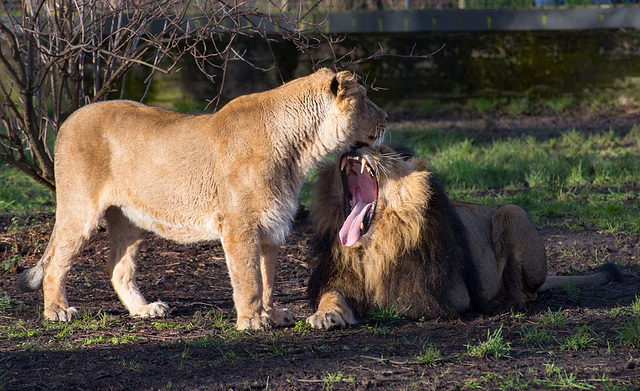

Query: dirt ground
<box><xmin>1</xmin><ymin>114</ymin><xmax>640</xmax><ymax>390</ymax></box>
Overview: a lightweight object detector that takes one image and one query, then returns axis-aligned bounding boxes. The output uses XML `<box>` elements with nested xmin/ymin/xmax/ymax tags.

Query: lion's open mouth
<box><xmin>339</xmin><ymin>151</ymin><xmax>378</xmax><ymax>247</ymax></box>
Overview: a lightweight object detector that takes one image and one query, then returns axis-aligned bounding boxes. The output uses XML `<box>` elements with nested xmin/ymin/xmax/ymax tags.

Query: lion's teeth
<box><xmin>360</xmin><ymin>160</ymin><xmax>366</xmax><ymax>174</ymax></box>
<box><xmin>360</xmin><ymin>223</ymin><xmax>364</xmax><ymax>230</ymax></box>
<box><xmin>341</xmin><ymin>157</ymin><xmax>347</xmax><ymax>171</ymax></box>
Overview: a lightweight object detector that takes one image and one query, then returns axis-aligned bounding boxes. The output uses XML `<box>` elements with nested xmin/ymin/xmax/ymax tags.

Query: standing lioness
<box><xmin>18</xmin><ymin>69</ymin><xmax>387</xmax><ymax>330</ymax></box>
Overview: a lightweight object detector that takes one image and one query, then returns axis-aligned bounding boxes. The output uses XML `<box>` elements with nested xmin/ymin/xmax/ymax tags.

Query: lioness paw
<box><xmin>44</xmin><ymin>305</ymin><xmax>78</xmax><ymax>322</ymax></box>
<box><xmin>271</xmin><ymin>308</ymin><xmax>296</xmax><ymax>327</ymax></box>
<box><xmin>237</xmin><ymin>314</ymin><xmax>274</xmax><ymax>330</ymax></box>
<box><xmin>133</xmin><ymin>301</ymin><xmax>170</xmax><ymax>318</ymax></box>
<box><xmin>306</xmin><ymin>310</ymin><xmax>357</xmax><ymax>330</ymax></box>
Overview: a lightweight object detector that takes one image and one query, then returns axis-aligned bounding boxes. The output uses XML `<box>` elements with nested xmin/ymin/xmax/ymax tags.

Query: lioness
<box><xmin>17</xmin><ymin>69</ymin><xmax>387</xmax><ymax>330</ymax></box>
<box><xmin>307</xmin><ymin>145</ymin><xmax>621</xmax><ymax>329</ymax></box>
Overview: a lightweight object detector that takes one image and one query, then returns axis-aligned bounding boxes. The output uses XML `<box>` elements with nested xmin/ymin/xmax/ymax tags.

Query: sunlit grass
<box><xmin>383</xmin><ymin>124</ymin><xmax>640</xmax><ymax>233</ymax></box>
<box><xmin>0</xmin><ymin>165</ymin><xmax>54</xmax><ymax>215</ymax></box>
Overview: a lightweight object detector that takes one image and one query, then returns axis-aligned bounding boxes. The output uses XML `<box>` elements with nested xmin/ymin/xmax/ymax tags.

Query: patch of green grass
<box><xmin>618</xmin><ymin>320</ymin><xmax>640</xmax><ymax>348</ymax></box>
<box><xmin>538</xmin><ymin>308</ymin><xmax>567</xmax><ymax>328</ymax></box>
<box><xmin>0</xmin><ymin>293</ymin><xmax>19</xmax><ymax>316</ymax></box>
<box><xmin>540</xmin><ymin>362</ymin><xmax>595</xmax><ymax>390</ymax></box>
<box><xmin>151</xmin><ymin>321</ymin><xmax>181</xmax><ymax>330</ymax></box>
<box><xmin>173</xmin><ymin>345</ymin><xmax>192</xmax><ymax>370</ymax></box>
<box><xmin>321</xmin><ymin>371</ymin><xmax>354</xmax><ymax>390</ymax></box>
<box><xmin>1</xmin><ymin>254</ymin><xmax>22</xmax><ymax>272</ymax></box>
<box><xmin>560</xmin><ymin>325</ymin><xmax>597</xmax><ymax>351</ymax></box>
<box><xmin>413</xmin><ymin>342</ymin><xmax>442</xmax><ymax>366</ymax></box>
<box><xmin>83</xmin><ymin>335</ymin><xmax>106</xmax><ymax>346</ymax></box>
<box><xmin>108</xmin><ymin>335</ymin><xmax>140</xmax><ymax>345</ymax></box>
<box><xmin>0</xmin><ymin>165</ymin><xmax>55</xmax><ymax>215</ymax></box>
<box><xmin>292</xmin><ymin>320</ymin><xmax>312</xmax><ymax>335</ymax></box>
<box><xmin>2</xmin><ymin>320</ymin><xmax>40</xmax><ymax>339</ymax></box>
<box><xmin>74</xmin><ymin>311</ymin><xmax>115</xmax><ymax>331</ymax></box>
<box><xmin>630</xmin><ymin>295</ymin><xmax>640</xmax><ymax>316</ymax></box>
<box><xmin>466</xmin><ymin>326</ymin><xmax>511</xmax><ymax>359</ymax></box>
<box><xmin>370</xmin><ymin>303</ymin><xmax>406</xmax><ymax>325</ymax></box>
<box><xmin>119</xmin><ymin>357</ymin><xmax>142</xmax><ymax>372</ymax></box>
<box><xmin>520</xmin><ymin>325</ymin><xmax>551</xmax><ymax>346</ymax></box>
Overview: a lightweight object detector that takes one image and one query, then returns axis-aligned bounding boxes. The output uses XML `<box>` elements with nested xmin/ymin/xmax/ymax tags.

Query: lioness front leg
<box><xmin>106</xmin><ymin>208</ymin><xmax>169</xmax><ymax>318</ymax></box>
<box><xmin>260</xmin><ymin>242</ymin><xmax>296</xmax><ymax>327</ymax></box>
<box><xmin>222</xmin><ymin>230</ymin><xmax>272</xmax><ymax>330</ymax></box>
<box><xmin>307</xmin><ymin>291</ymin><xmax>357</xmax><ymax>329</ymax></box>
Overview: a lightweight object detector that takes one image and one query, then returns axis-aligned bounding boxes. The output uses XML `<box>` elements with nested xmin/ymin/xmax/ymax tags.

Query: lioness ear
<box><xmin>330</xmin><ymin>76</ymin><xmax>339</xmax><ymax>96</ymax></box>
<box><xmin>334</xmin><ymin>71</ymin><xmax>359</xmax><ymax>99</ymax></box>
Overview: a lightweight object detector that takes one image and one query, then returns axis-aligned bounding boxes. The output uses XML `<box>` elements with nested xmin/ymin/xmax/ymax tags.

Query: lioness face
<box><xmin>337</xmin><ymin>145</ymin><xmax>424</xmax><ymax>247</ymax></box>
<box><xmin>330</xmin><ymin>71</ymin><xmax>387</xmax><ymax>148</ymax></box>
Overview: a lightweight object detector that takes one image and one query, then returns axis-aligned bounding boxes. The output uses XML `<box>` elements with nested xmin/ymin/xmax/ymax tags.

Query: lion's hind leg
<box><xmin>306</xmin><ymin>291</ymin><xmax>357</xmax><ymax>330</ymax></box>
<box><xmin>105</xmin><ymin>207</ymin><xmax>169</xmax><ymax>318</ymax></box>
<box><xmin>491</xmin><ymin>205</ymin><xmax>547</xmax><ymax>307</ymax></box>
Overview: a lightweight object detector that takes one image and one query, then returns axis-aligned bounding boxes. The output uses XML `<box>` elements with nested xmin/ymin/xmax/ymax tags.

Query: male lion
<box><xmin>17</xmin><ymin>69</ymin><xmax>387</xmax><ymax>330</ymax></box>
<box><xmin>307</xmin><ymin>144</ymin><xmax>621</xmax><ymax>329</ymax></box>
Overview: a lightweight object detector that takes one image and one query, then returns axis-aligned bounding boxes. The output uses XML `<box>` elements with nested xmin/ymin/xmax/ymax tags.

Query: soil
<box><xmin>1</xmin><ymin>113</ymin><xmax>640</xmax><ymax>391</ymax></box>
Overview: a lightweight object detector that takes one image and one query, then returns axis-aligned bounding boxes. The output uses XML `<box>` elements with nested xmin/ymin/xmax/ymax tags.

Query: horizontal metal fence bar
<box><xmin>323</xmin><ymin>8</ymin><xmax>640</xmax><ymax>32</ymax></box>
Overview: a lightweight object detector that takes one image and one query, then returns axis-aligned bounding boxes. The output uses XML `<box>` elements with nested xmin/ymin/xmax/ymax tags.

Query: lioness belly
<box><xmin>120</xmin><ymin>205</ymin><xmax>221</xmax><ymax>243</ymax></box>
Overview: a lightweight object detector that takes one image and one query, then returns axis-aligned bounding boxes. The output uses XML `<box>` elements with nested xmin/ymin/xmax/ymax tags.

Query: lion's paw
<box><xmin>271</xmin><ymin>308</ymin><xmax>296</xmax><ymax>327</ymax></box>
<box><xmin>306</xmin><ymin>310</ymin><xmax>357</xmax><ymax>330</ymax></box>
<box><xmin>236</xmin><ymin>314</ymin><xmax>274</xmax><ymax>330</ymax></box>
<box><xmin>133</xmin><ymin>301</ymin><xmax>170</xmax><ymax>318</ymax></box>
<box><xmin>44</xmin><ymin>305</ymin><xmax>78</xmax><ymax>322</ymax></box>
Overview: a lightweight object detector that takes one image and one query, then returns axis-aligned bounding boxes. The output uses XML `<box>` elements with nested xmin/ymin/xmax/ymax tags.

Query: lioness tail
<box><xmin>16</xmin><ymin>261</ymin><xmax>44</xmax><ymax>292</ymax></box>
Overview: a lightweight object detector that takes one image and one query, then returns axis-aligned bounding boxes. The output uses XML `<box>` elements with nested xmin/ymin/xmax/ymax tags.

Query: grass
<box><xmin>382</xmin><ymin>125</ymin><xmax>640</xmax><ymax>233</ymax></box>
<box><xmin>369</xmin><ymin>302</ymin><xmax>406</xmax><ymax>326</ymax></box>
<box><xmin>466</xmin><ymin>326</ymin><xmax>512</xmax><ymax>359</ymax></box>
<box><xmin>413</xmin><ymin>342</ymin><xmax>443</xmax><ymax>365</ymax></box>
<box><xmin>618</xmin><ymin>321</ymin><xmax>640</xmax><ymax>348</ymax></box>
<box><xmin>537</xmin><ymin>308</ymin><xmax>567</xmax><ymax>328</ymax></box>
<box><xmin>560</xmin><ymin>325</ymin><xmax>597</xmax><ymax>351</ymax></box>
<box><xmin>0</xmin><ymin>164</ymin><xmax>54</xmax><ymax>215</ymax></box>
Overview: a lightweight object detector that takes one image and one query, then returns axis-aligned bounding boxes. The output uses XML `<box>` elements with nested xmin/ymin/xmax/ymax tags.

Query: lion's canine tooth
<box><xmin>360</xmin><ymin>223</ymin><xmax>364</xmax><ymax>230</ymax></box>
<box><xmin>341</xmin><ymin>157</ymin><xmax>348</xmax><ymax>171</ymax></box>
<box><xmin>360</xmin><ymin>159</ymin><xmax>366</xmax><ymax>174</ymax></box>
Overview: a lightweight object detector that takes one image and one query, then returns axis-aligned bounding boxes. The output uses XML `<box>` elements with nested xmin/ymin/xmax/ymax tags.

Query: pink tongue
<box><xmin>339</xmin><ymin>201</ymin><xmax>372</xmax><ymax>247</ymax></box>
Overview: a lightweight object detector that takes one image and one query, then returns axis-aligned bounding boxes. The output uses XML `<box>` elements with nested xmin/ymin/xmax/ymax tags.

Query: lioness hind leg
<box><xmin>307</xmin><ymin>291</ymin><xmax>357</xmax><ymax>330</ymax></box>
<box><xmin>42</xmin><ymin>215</ymin><xmax>97</xmax><ymax>321</ymax></box>
<box><xmin>105</xmin><ymin>207</ymin><xmax>169</xmax><ymax>318</ymax></box>
<box><xmin>260</xmin><ymin>242</ymin><xmax>296</xmax><ymax>327</ymax></box>
<box><xmin>492</xmin><ymin>205</ymin><xmax>547</xmax><ymax>304</ymax></box>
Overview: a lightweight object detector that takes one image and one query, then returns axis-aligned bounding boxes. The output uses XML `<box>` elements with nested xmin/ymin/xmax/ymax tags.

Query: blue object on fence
<box><xmin>534</xmin><ymin>0</ymin><xmax>565</xmax><ymax>6</ymax></box>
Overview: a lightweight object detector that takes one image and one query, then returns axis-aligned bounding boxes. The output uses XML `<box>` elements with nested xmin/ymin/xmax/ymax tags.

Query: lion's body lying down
<box><xmin>17</xmin><ymin>69</ymin><xmax>387</xmax><ymax>330</ymax></box>
<box><xmin>307</xmin><ymin>145</ymin><xmax>620</xmax><ymax>329</ymax></box>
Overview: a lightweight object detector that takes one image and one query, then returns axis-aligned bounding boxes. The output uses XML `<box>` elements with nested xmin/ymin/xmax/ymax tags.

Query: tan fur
<box><xmin>307</xmin><ymin>145</ymin><xmax>619</xmax><ymax>329</ymax></box>
<box><xmin>17</xmin><ymin>69</ymin><xmax>387</xmax><ymax>330</ymax></box>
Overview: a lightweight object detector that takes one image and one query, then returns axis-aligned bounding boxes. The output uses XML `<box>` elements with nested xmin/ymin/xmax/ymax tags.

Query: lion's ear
<box><xmin>411</xmin><ymin>157</ymin><xmax>429</xmax><ymax>172</ymax></box>
<box><xmin>333</xmin><ymin>71</ymin><xmax>359</xmax><ymax>99</ymax></box>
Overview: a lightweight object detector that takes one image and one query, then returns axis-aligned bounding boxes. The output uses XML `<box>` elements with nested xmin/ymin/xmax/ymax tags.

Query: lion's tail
<box><xmin>537</xmin><ymin>263</ymin><xmax>622</xmax><ymax>293</ymax></box>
